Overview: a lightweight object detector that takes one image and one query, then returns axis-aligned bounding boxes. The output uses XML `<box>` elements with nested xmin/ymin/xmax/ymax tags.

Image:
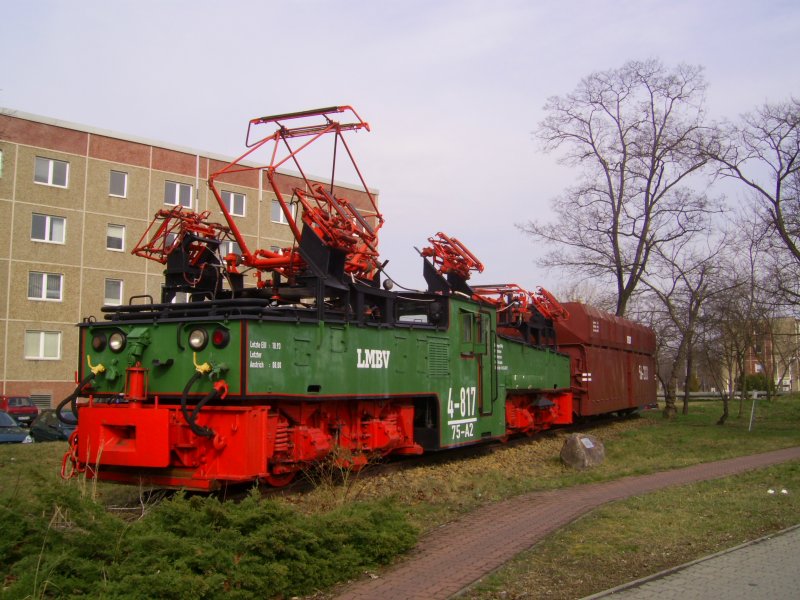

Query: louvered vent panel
<box><xmin>428</xmin><ymin>340</ymin><xmax>450</xmax><ymax>376</ymax></box>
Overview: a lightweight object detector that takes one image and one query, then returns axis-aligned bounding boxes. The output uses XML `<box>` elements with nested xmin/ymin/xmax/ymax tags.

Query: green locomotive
<box><xmin>59</xmin><ymin>107</ymin><xmax>653</xmax><ymax>490</ymax></box>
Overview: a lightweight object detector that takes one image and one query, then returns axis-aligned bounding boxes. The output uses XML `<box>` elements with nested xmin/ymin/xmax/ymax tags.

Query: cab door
<box><xmin>471</xmin><ymin>309</ymin><xmax>496</xmax><ymax>416</ymax></box>
<box><xmin>448</xmin><ymin>307</ymin><xmax>497</xmax><ymax>444</ymax></box>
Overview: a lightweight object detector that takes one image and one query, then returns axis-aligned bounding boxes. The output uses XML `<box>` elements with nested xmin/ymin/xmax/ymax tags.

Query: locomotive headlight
<box><xmin>91</xmin><ymin>332</ymin><xmax>107</xmax><ymax>352</ymax></box>
<box><xmin>188</xmin><ymin>328</ymin><xmax>208</xmax><ymax>351</ymax></box>
<box><xmin>108</xmin><ymin>331</ymin><xmax>127</xmax><ymax>352</ymax></box>
<box><xmin>211</xmin><ymin>327</ymin><xmax>230</xmax><ymax>348</ymax></box>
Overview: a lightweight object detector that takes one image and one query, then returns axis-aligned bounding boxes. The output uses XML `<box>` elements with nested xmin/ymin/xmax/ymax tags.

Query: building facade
<box><xmin>0</xmin><ymin>110</ymin><xmax>376</xmax><ymax>408</ymax></box>
<box><xmin>744</xmin><ymin>316</ymin><xmax>800</xmax><ymax>392</ymax></box>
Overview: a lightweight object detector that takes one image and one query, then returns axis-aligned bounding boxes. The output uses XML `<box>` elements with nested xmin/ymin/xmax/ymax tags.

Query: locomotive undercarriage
<box><xmin>67</xmin><ymin>386</ymin><xmax>571</xmax><ymax>491</ymax></box>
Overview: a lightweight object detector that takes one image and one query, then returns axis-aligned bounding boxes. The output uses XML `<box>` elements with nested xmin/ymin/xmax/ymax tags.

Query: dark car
<box><xmin>0</xmin><ymin>396</ymin><xmax>39</xmax><ymax>427</ymax></box>
<box><xmin>30</xmin><ymin>409</ymin><xmax>77</xmax><ymax>442</ymax></box>
<box><xmin>0</xmin><ymin>410</ymin><xmax>34</xmax><ymax>443</ymax></box>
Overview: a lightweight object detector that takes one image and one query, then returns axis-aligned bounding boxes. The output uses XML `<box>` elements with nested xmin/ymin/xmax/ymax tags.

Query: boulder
<box><xmin>560</xmin><ymin>433</ymin><xmax>605</xmax><ymax>470</ymax></box>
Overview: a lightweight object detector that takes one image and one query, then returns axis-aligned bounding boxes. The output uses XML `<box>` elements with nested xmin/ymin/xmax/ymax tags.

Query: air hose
<box><xmin>56</xmin><ymin>373</ymin><xmax>95</xmax><ymax>425</ymax></box>
<box><xmin>180</xmin><ymin>372</ymin><xmax>220</xmax><ymax>438</ymax></box>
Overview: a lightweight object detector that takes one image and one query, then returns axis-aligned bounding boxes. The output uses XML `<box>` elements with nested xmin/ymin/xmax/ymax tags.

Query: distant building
<box><xmin>0</xmin><ymin>109</ymin><xmax>376</xmax><ymax>407</ymax></box>
<box><xmin>744</xmin><ymin>316</ymin><xmax>800</xmax><ymax>392</ymax></box>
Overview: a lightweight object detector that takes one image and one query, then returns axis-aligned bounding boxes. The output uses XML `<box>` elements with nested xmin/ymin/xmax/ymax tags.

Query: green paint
<box><xmin>80</xmin><ymin>297</ymin><xmax>571</xmax><ymax>448</ymax></box>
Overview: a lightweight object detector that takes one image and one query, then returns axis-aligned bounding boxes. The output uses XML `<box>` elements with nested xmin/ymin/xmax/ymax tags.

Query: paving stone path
<box><xmin>333</xmin><ymin>446</ymin><xmax>800</xmax><ymax>600</ymax></box>
<box><xmin>586</xmin><ymin>525</ymin><xmax>800</xmax><ymax>599</ymax></box>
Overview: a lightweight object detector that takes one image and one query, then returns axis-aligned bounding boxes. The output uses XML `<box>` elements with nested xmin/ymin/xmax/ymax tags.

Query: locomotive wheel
<box><xmin>264</xmin><ymin>471</ymin><xmax>297</xmax><ymax>487</ymax></box>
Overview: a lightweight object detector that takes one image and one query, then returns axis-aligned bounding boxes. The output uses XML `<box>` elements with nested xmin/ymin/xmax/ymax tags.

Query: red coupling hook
<box><xmin>213</xmin><ymin>380</ymin><xmax>229</xmax><ymax>399</ymax></box>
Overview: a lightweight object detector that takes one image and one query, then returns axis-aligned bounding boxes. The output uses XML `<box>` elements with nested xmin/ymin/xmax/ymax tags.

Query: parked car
<box><xmin>0</xmin><ymin>396</ymin><xmax>39</xmax><ymax>427</ymax></box>
<box><xmin>0</xmin><ymin>410</ymin><xmax>34</xmax><ymax>443</ymax></box>
<box><xmin>30</xmin><ymin>409</ymin><xmax>77</xmax><ymax>442</ymax></box>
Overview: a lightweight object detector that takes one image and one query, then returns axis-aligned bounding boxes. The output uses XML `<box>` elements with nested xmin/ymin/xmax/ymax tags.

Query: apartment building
<box><xmin>0</xmin><ymin>109</ymin><xmax>377</xmax><ymax>408</ymax></box>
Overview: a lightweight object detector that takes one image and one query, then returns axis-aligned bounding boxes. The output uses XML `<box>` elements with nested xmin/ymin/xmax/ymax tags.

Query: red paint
<box><xmin>505</xmin><ymin>391</ymin><xmax>573</xmax><ymax>436</ymax></box>
<box><xmin>125</xmin><ymin>363</ymin><xmax>147</xmax><ymax>402</ymax></box>
<box><xmin>69</xmin><ymin>397</ymin><xmax>422</xmax><ymax>490</ymax></box>
<box><xmin>208</xmin><ymin>106</ymin><xmax>383</xmax><ymax>281</ymax></box>
<box><xmin>421</xmin><ymin>232</ymin><xmax>484</xmax><ymax>279</ymax></box>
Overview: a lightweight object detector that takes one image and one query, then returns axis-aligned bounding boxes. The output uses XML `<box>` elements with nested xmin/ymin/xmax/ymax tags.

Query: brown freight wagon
<box><xmin>554</xmin><ymin>303</ymin><xmax>657</xmax><ymax>417</ymax></box>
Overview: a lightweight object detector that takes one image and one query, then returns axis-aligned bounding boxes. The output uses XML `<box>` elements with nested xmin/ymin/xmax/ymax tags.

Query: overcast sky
<box><xmin>2</xmin><ymin>0</ymin><xmax>799</xmax><ymax>292</ymax></box>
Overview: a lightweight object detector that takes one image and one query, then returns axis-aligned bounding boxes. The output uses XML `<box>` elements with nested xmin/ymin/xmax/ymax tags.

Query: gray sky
<box><xmin>2</xmin><ymin>0</ymin><xmax>799</xmax><ymax>292</ymax></box>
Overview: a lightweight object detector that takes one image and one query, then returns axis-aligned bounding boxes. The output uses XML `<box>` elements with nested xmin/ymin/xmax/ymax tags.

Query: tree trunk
<box><xmin>737</xmin><ymin>358</ymin><xmax>746</xmax><ymax>418</ymax></box>
<box><xmin>662</xmin><ymin>396</ymin><xmax>677</xmax><ymax>418</ymax></box>
<box><xmin>681</xmin><ymin>348</ymin><xmax>695</xmax><ymax>415</ymax></box>
<box><xmin>662</xmin><ymin>377</ymin><xmax>678</xmax><ymax>419</ymax></box>
<box><xmin>717</xmin><ymin>394</ymin><xmax>729</xmax><ymax>425</ymax></box>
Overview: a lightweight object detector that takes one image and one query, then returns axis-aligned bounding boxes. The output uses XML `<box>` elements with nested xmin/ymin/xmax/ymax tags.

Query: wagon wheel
<box><xmin>263</xmin><ymin>471</ymin><xmax>297</xmax><ymax>487</ymax></box>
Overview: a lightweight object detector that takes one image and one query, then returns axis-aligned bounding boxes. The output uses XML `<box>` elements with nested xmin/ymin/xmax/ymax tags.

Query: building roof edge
<box><xmin>0</xmin><ymin>106</ymin><xmax>379</xmax><ymax>195</ymax></box>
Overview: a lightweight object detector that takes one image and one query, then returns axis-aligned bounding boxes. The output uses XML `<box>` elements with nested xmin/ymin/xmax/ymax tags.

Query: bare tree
<box><xmin>698</xmin><ymin>294</ymin><xmax>745</xmax><ymax>425</ymax></box>
<box><xmin>640</xmin><ymin>233</ymin><xmax>732</xmax><ymax>417</ymax></box>
<box><xmin>710</xmin><ymin>98</ymin><xmax>800</xmax><ymax>302</ymax></box>
<box><xmin>695</xmin><ymin>208</ymin><xmax>773</xmax><ymax>423</ymax></box>
<box><xmin>523</xmin><ymin>59</ymin><xmax>716</xmax><ymax>316</ymax></box>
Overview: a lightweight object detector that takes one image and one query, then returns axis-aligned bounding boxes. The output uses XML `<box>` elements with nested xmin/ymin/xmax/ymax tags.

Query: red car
<box><xmin>0</xmin><ymin>396</ymin><xmax>39</xmax><ymax>427</ymax></box>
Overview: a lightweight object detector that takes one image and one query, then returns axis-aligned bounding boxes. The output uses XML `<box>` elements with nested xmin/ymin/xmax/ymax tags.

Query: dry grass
<box><xmin>283</xmin><ymin>417</ymin><xmax>652</xmax><ymax>529</ymax></box>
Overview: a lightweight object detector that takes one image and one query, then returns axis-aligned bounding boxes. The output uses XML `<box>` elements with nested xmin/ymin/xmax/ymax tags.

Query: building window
<box><xmin>222</xmin><ymin>191</ymin><xmax>246</xmax><ymax>217</ymax></box>
<box><xmin>31</xmin><ymin>214</ymin><xmax>66</xmax><ymax>244</ymax></box>
<box><xmin>104</xmin><ymin>279</ymin><xmax>123</xmax><ymax>305</ymax></box>
<box><xmin>164</xmin><ymin>180</ymin><xmax>192</xmax><ymax>208</ymax></box>
<box><xmin>28</xmin><ymin>272</ymin><xmax>63</xmax><ymax>301</ymax></box>
<box><xmin>24</xmin><ymin>330</ymin><xmax>61</xmax><ymax>360</ymax></box>
<box><xmin>34</xmin><ymin>157</ymin><xmax>69</xmax><ymax>187</ymax></box>
<box><xmin>109</xmin><ymin>170</ymin><xmax>128</xmax><ymax>197</ymax></box>
<box><xmin>220</xmin><ymin>240</ymin><xmax>242</xmax><ymax>256</ymax></box>
<box><xmin>106</xmin><ymin>224</ymin><xmax>125</xmax><ymax>251</ymax></box>
<box><xmin>271</xmin><ymin>200</ymin><xmax>297</xmax><ymax>224</ymax></box>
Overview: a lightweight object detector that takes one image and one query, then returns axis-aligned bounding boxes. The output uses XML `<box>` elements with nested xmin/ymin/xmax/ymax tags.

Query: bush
<box><xmin>0</xmin><ymin>486</ymin><xmax>416</xmax><ymax>599</ymax></box>
<box><xmin>743</xmin><ymin>373</ymin><xmax>772</xmax><ymax>393</ymax></box>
